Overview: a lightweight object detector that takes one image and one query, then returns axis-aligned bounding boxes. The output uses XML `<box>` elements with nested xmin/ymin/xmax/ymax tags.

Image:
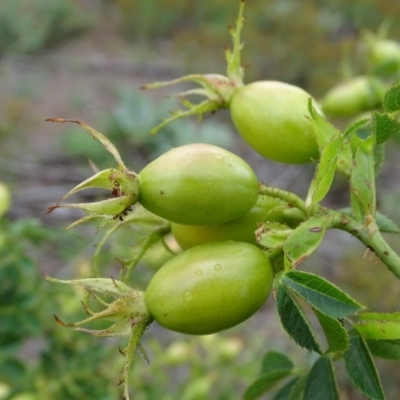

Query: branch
<box><xmin>330</xmin><ymin>211</ymin><xmax>400</xmax><ymax>279</ymax></box>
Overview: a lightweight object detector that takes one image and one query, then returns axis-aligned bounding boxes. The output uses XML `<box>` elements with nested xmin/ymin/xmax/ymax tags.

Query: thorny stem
<box><xmin>225</xmin><ymin>0</ymin><xmax>246</xmax><ymax>84</ymax></box>
<box><xmin>141</xmin><ymin>1</ymin><xmax>247</xmax><ymax>135</ymax></box>
<box><xmin>259</xmin><ymin>184</ymin><xmax>400</xmax><ymax>278</ymax></box>
<box><xmin>330</xmin><ymin>211</ymin><xmax>400</xmax><ymax>279</ymax></box>
<box><xmin>121</xmin><ymin>319</ymin><xmax>149</xmax><ymax>400</ymax></box>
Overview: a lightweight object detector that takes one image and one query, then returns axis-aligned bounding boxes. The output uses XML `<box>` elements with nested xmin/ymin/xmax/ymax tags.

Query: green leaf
<box><xmin>244</xmin><ymin>351</ymin><xmax>295</xmax><ymax>399</ymax></box>
<box><xmin>344</xmin><ymin>334</ymin><xmax>386</xmax><ymax>400</ymax></box>
<box><xmin>0</xmin><ymin>358</ymin><xmax>26</xmax><ymax>382</ymax></box>
<box><xmin>355</xmin><ymin>319</ymin><xmax>400</xmax><ymax>340</ymax></box>
<box><xmin>271</xmin><ymin>377</ymin><xmax>302</xmax><ymax>400</ymax></box>
<box><xmin>261</xmin><ymin>351</ymin><xmax>293</xmax><ymax>374</ymax></box>
<box><xmin>244</xmin><ymin>370</ymin><xmax>292</xmax><ymax>400</ymax></box>
<box><xmin>265</xmin><ymin>247</ymin><xmax>285</xmax><ymax>274</ymax></box>
<box><xmin>313</xmin><ymin>309</ymin><xmax>350</xmax><ymax>353</ymax></box>
<box><xmin>281</xmin><ymin>271</ymin><xmax>364</xmax><ymax>318</ymax></box>
<box><xmin>359</xmin><ymin>312</ymin><xmax>400</xmax><ymax>321</ymax></box>
<box><xmin>350</xmin><ymin>135</ymin><xmax>376</xmax><ymax>221</ymax></box>
<box><xmin>308</xmin><ymin>101</ymin><xmax>353</xmax><ymax>176</ymax></box>
<box><xmin>374</xmin><ymin>144</ymin><xmax>385</xmax><ymax>176</ymax></box>
<box><xmin>303</xmin><ymin>357</ymin><xmax>340</xmax><ymax>400</ymax></box>
<box><xmin>277</xmin><ymin>284</ymin><xmax>322</xmax><ymax>354</ymax></box>
<box><xmin>372</xmin><ymin>112</ymin><xmax>400</xmax><ymax>144</ymax></box>
<box><xmin>282</xmin><ymin>216</ymin><xmax>327</xmax><ymax>267</ymax></box>
<box><xmin>257</xmin><ymin>222</ymin><xmax>292</xmax><ymax>248</ymax></box>
<box><xmin>366</xmin><ymin>339</ymin><xmax>400</xmax><ymax>360</ymax></box>
<box><xmin>382</xmin><ymin>83</ymin><xmax>400</xmax><ymax>113</ymax></box>
<box><xmin>288</xmin><ymin>374</ymin><xmax>308</xmax><ymax>400</ymax></box>
<box><xmin>306</xmin><ymin>136</ymin><xmax>342</xmax><ymax>208</ymax></box>
<box><xmin>308</xmin><ymin>100</ymin><xmax>341</xmax><ymax>147</ymax></box>
<box><xmin>336</xmin><ymin>139</ymin><xmax>354</xmax><ymax>177</ymax></box>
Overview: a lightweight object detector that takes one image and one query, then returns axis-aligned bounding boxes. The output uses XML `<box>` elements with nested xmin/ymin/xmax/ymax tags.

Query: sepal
<box><xmin>43</xmin><ymin>275</ymin><xmax>152</xmax><ymax>400</ymax></box>
<box><xmin>46</xmin><ymin>119</ymin><xmax>139</xmax><ymax>225</ymax></box>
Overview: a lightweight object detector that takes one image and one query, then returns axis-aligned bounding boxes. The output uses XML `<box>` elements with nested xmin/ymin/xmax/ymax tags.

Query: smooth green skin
<box><xmin>230</xmin><ymin>81</ymin><xmax>320</xmax><ymax>164</ymax></box>
<box><xmin>322</xmin><ymin>76</ymin><xmax>386</xmax><ymax>118</ymax></box>
<box><xmin>369</xmin><ymin>40</ymin><xmax>400</xmax><ymax>75</ymax></box>
<box><xmin>145</xmin><ymin>241</ymin><xmax>273</xmax><ymax>335</ymax></box>
<box><xmin>171</xmin><ymin>195</ymin><xmax>305</xmax><ymax>249</ymax></box>
<box><xmin>0</xmin><ymin>183</ymin><xmax>11</xmax><ymax>218</ymax></box>
<box><xmin>138</xmin><ymin>143</ymin><xmax>259</xmax><ymax>225</ymax></box>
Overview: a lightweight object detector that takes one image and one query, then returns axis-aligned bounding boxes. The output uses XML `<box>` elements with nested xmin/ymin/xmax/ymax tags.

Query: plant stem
<box><xmin>330</xmin><ymin>211</ymin><xmax>400</xmax><ymax>279</ymax></box>
<box><xmin>226</xmin><ymin>0</ymin><xmax>245</xmax><ymax>84</ymax></box>
<box><xmin>258</xmin><ymin>184</ymin><xmax>400</xmax><ymax>278</ymax></box>
<box><xmin>258</xmin><ymin>184</ymin><xmax>308</xmax><ymax>214</ymax></box>
<box><xmin>122</xmin><ymin>318</ymin><xmax>149</xmax><ymax>400</ymax></box>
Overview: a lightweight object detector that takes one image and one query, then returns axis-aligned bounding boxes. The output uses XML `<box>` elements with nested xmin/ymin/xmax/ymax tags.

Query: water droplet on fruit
<box><xmin>214</xmin><ymin>264</ymin><xmax>222</xmax><ymax>271</ymax></box>
<box><xmin>184</xmin><ymin>291</ymin><xmax>192</xmax><ymax>300</ymax></box>
<box><xmin>195</xmin><ymin>269</ymin><xmax>203</xmax><ymax>275</ymax></box>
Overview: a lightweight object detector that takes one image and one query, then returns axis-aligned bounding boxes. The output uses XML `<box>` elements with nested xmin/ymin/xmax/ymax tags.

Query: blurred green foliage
<box><xmin>0</xmin><ymin>217</ymin><xmax>114</xmax><ymax>399</ymax></box>
<box><xmin>110</xmin><ymin>0</ymin><xmax>400</xmax><ymax>93</ymax></box>
<box><xmin>0</xmin><ymin>0</ymin><xmax>91</xmax><ymax>55</ymax></box>
<box><xmin>2</xmin><ymin>0</ymin><xmax>399</xmax><ymax>93</ymax></box>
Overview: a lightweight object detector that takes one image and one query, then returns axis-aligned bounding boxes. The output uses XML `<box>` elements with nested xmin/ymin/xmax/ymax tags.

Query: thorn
<box><xmin>46</xmin><ymin>117</ymin><xmax>66</xmax><ymax>123</ymax></box>
<box><xmin>118</xmin><ymin>347</ymin><xmax>126</xmax><ymax>357</ymax></box>
<box><xmin>45</xmin><ymin>118</ymin><xmax>81</xmax><ymax>124</ymax></box>
<box><xmin>80</xmin><ymin>300</ymin><xmax>91</xmax><ymax>315</ymax></box>
<box><xmin>45</xmin><ymin>204</ymin><xmax>61</xmax><ymax>214</ymax></box>
<box><xmin>116</xmin><ymin>258</ymin><xmax>125</xmax><ymax>272</ymax></box>
<box><xmin>87</xmin><ymin>157</ymin><xmax>99</xmax><ymax>173</ymax></box>
<box><xmin>54</xmin><ymin>315</ymin><xmax>71</xmax><ymax>327</ymax></box>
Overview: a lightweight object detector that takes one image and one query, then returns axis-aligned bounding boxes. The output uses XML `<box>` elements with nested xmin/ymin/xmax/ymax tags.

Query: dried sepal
<box><xmin>46</xmin><ymin>119</ymin><xmax>140</xmax><ymax>223</ymax></box>
<box><xmin>46</xmin><ymin>118</ymin><xmax>126</xmax><ymax>169</ymax></box>
<box><xmin>43</xmin><ymin>275</ymin><xmax>133</xmax><ymax>297</ymax></box>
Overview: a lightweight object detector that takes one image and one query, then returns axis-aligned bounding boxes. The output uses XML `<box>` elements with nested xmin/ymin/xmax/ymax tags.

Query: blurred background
<box><xmin>1</xmin><ymin>0</ymin><xmax>400</xmax><ymax>399</ymax></box>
